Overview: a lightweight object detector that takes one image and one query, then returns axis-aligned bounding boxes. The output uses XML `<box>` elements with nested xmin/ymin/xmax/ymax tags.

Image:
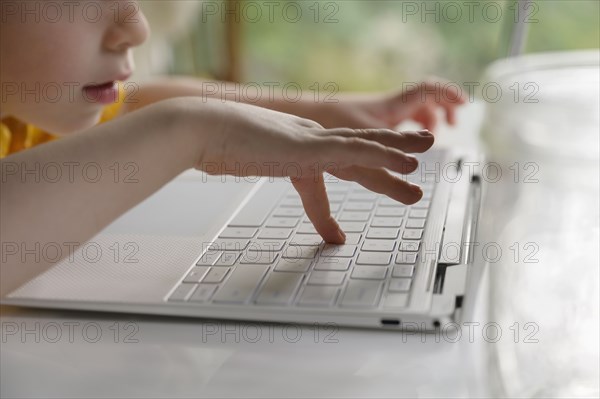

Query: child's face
<box><xmin>0</xmin><ymin>0</ymin><xmax>150</xmax><ymax>134</ymax></box>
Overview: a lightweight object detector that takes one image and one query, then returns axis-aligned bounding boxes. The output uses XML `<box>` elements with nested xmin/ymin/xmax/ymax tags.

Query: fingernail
<box><xmin>338</xmin><ymin>228</ymin><xmax>346</xmax><ymax>242</ymax></box>
<box><xmin>418</xmin><ymin>129</ymin><xmax>432</xmax><ymax>137</ymax></box>
<box><xmin>411</xmin><ymin>184</ymin><xmax>423</xmax><ymax>195</ymax></box>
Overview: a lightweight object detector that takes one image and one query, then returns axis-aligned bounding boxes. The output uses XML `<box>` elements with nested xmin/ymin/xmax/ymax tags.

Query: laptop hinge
<box><xmin>434</xmin><ymin>161</ymin><xmax>483</xmax><ymax>297</ymax></box>
<box><xmin>438</xmin><ymin>159</ymin><xmax>472</xmax><ymax>265</ymax></box>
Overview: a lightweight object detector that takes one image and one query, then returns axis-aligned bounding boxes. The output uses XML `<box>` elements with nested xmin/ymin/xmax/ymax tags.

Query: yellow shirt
<box><xmin>0</xmin><ymin>85</ymin><xmax>126</xmax><ymax>158</ymax></box>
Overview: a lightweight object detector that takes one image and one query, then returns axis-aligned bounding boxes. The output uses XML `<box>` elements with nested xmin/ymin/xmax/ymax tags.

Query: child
<box><xmin>0</xmin><ymin>0</ymin><xmax>465</xmax><ymax>295</ymax></box>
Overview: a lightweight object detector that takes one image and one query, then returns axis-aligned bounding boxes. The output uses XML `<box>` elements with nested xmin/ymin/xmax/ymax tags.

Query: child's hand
<box><xmin>310</xmin><ymin>79</ymin><xmax>466</xmax><ymax>131</ymax></box>
<box><xmin>193</xmin><ymin>100</ymin><xmax>434</xmax><ymax>244</ymax></box>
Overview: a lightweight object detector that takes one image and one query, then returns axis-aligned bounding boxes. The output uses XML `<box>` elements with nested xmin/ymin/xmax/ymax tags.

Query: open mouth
<box><xmin>82</xmin><ymin>81</ymin><xmax>119</xmax><ymax>105</ymax></box>
<box><xmin>85</xmin><ymin>81</ymin><xmax>116</xmax><ymax>90</ymax></box>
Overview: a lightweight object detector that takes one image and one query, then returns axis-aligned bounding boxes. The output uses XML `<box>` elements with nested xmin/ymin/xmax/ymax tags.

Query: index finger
<box><xmin>291</xmin><ymin>174</ymin><xmax>346</xmax><ymax>244</ymax></box>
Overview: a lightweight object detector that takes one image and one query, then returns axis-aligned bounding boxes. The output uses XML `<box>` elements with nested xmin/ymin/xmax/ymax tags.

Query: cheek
<box><xmin>1</xmin><ymin>19</ymin><xmax>104</xmax><ymax>133</ymax></box>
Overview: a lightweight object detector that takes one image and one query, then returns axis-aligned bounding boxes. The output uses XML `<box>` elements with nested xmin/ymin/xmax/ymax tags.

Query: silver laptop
<box><xmin>2</xmin><ymin>2</ymin><xmax>534</xmax><ymax>330</ymax></box>
<box><xmin>1</xmin><ymin>145</ymin><xmax>484</xmax><ymax>330</ymax></box>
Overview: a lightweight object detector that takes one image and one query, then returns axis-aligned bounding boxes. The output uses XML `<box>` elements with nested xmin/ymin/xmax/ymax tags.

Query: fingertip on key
<box><xmin>411</xmin><ymin>184</ymin><xmax>423</xmax><ymax>196</ymax></box>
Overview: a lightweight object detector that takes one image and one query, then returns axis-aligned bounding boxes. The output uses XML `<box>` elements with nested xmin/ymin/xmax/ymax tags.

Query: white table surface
<box><xmin>2</xmin><ymin>91</ymin><xmax>598</xmax><ymax>397</ymax></box>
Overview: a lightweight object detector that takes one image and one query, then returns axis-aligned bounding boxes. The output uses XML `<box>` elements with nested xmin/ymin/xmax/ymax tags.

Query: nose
<box><xmin>103</xmin><ymin>1</ymin><xmax>150</xmax><ymax>53</ymax></box>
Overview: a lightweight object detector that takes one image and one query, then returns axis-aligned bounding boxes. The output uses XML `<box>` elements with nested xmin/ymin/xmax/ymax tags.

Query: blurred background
<box><xmin>134</xmin><ymin>0</ymin><xmax>599</xmax><ymax>89</ymax></box>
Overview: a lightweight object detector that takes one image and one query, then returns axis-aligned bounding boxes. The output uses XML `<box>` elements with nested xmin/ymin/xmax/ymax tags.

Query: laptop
<box><xmin>2</xmin><ymin>2</ymin><xmax>533</xmax><ymax>330</ymax></box>
<box><xmin>0</xmin><ymin>140</ymin><xmax>484</xmax><ymax>330</ymax></box>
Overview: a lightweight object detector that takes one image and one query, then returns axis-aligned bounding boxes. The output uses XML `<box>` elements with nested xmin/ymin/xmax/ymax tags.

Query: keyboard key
<box><xmin>212</xmin><ymin>265</ymin><xmax>269</xmax><ymax>304</ymax></box>
<box><xmin>214</xmin><ymin>252</ymin><xmax>240</xmax><ymax>266</ymax></box>
<box><xmin>289</xmin><ymin>234</ymin><xmax>322</xmax><ymax>246</ymax></box>
<box><xmin>370</xmin><ymin>217</ymin><xmax>403</xmax><ymax>228</ymax></box>
<box><xmin>321</xmin><ymin>244</ymin><xmax>357</xmax><ymax>258</ymax></box>
<box><xmin>409</xmin><ymin>209</ymin><xmax>428</xmax><ymax>218</ymax></box>
<box><xmin>168</xmin><ymin>284</ymin><xmax>197</xmax><ymax>302</ymax></box>
<box><xmin>296</xmin><ymin>224</ymin><xmax>318</xmax><ymax>234</ymax></box>
<box><xmin>402</xmin><ymin>229</ymin><xmax>423</xmax><ymax>240</ymax></box>
<box><xmin>392</xmin><ymin>264</ymin><xmax>414</xmax><ymax>278</ymax></box>
<box><xmin>203</xmin><ymin>268</ymin><xmax>230</xmax><ymax>283</ymax></box>
<box><xmin>213</xmin><ymin>239</ymin><xmax>250</xmax><ymax>251</ymax></box>
<box><xmin>338</xmin><ymin>222</ymin><xmax>366</xmax><ymax>233</ymax></box>
<box><xmin>348</xmin><ymin>192</ymin><xmax>377</xmax><ymax>201</ymax></box>
<box><xmin>351</xmin><ymin>266</ymin><xmax>387</xmax><ymax>280</ymax></box>
<box><xmin>344</xmin><ymin>233</ymin><xmax>362</xmax><ymax>245</ymax></box>
<box><xmin>344</xmin><ymin>202</ymin><xmax>374</xmax><ymax>211</ymax></box>
<box><xmin>399</xmin><ymin>241</ymin><xmax>420</xmax><ymax>252</ymax></box>
<box><xmin>297</xmin><ymin>286</ymin><xmax>340</xmax><ymax>307</ymax></box>
<box><xmin>240</xmin><ymin>251</ymin><xmax>278</xmax><ymax>264</ymax></box>
<box><xmin>340</xmin><ymin>281</ymin><xmax>383</xmax><ymax>307</ymax></box>
<box><xmin>395</xmin><ymin>252</ymin><xmax>418</xmax><ymax>264</ymax></box>
<box><xmin>308</xmin><ymin>271</ymin><xmax>346</xmax><ymax>285</ymax></box>
<box><xmin>379</xmin><ymin>198</ymin><xmax>407</xmax><ymax>207</ymax></box>
<box><xmin>257</xmin><ymin>228</ymin><xmax>292</xmax><ymax>239</ymax></box>
<box><xmin>366</xmin><ymin>228</ymin><xmax>400</xmax><ymax>239</ymax></box>
<box><xmin>255</xmin><ymin>272</ymin><xmax>304</xmax><ymax>305</ymax></box>
<box><xmin>361</xmin><ymin>239</ymin><xmax>396</xmax><ymax>252</ymax></box>
<box><xmin>314</xmin><ymin>257</ymin><xmax>351</xmax><ymax>271</ymax></box>
<box><xmin>248</xmin><ymin>240</ymin><xmax>286</xmax><ymax>252</ymax></box>
<box><xmin>266</xmin><ymin>218</ymin><xmax>298</xmax><ymax>228</ymax></box>
<box><xmin>375</xmin><ymin>208</ymin><xmax>405</xmax><ymax>217</ymax></box>
<box><xmin>283</xmin><ymin>245</ymin><xmax>319</xmax><ymax>259</ymax></box>
<box><xmin>339</xmin><ymin>212</ymin><xmax>370</xmax><ymax>222</ymax></box>
<box><xmin>329</xmin><ymin>203</ymin><xmax>341</xmax><ymax>212</ymax></box>
<box><xmin>389</xmin><ymin>278</ymin><xmax>412</xmax><ymax>292</ymax></box>
<box><xmin>273</xmin><ymin>208</ymin><xmax>304</xmax><ymax>218</ymax></box>
<box><xmin>328</xmin><ymin>193</ymin><xmax>346</xmax><ymax>203</ymax></box>
<box><xmin>183</xmin><ymin>266</ymin><xmax>211</xmax><ymax>283</ymax></box>
<box><xmin>325</xmin><ymin>182</ymin><xmax>351</xmax><ymax>193</ymax></box>
<box><xmin>356</xmin><ymin>252</ymin><xmax>392</xmax><ymax>266</ymax></box>
<box><xmin>274</xmin><ymin>258</ymin><xmax>313</xmax><ymax>273</ymax></box>
<box><xmin>405</xmin><ymin>219</ymin><xmax>426</xmax><ymax>228</ymax></box>
<box><xmin>413</xmin><ymin>200</ymin><xmax>431</xmax><ymax>209</ymax></box>
<box><xmin>279</xmin><ymin>198</ymin><xmax>303</xmax><ymax>208</ymax></box>
<box><xmin>196</xmin><ymin>250</ymin><xmax>222</xmax><ymax>266</ymax></box>
<box><xmin>219</xmin><ymin>227</ymin><xmax>257</xmax><ymax>239</ymax></box>
<box><xmin>383</xmin><ymin>293</ymin><xmax>409</xmax><ymax>308</ymax></box>
<box><xmin>189</xmin><ymin>284</ymin><xmax>218</xmax><ymax>302</ymax></box>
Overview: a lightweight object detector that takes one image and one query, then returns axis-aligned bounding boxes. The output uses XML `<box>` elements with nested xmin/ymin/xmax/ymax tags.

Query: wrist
<box><xmin>156</xmin><ymin>97</ymin><xmax>223</xmax><ymax>172</ymax></box>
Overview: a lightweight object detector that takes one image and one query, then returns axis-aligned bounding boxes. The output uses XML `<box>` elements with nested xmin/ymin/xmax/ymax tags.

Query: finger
<box><xmin>319</xmin><ymin>128</ymin><xmax>434</xmax><ymax>153</ymax></box>
<box><xmin>426</xmin><ymin>80</ymin><xmax>467</xmax><ymax>105</ymax></box>
<box><xmin>400</xmin><ymin>79</ymin><xmax>466</xmax><ymax>106</ymax></box>
<box><xmin>445</xmin><ymin>103</ymin><xmax>457</xmax><ymax>125</ymax></box>
<box><xmin>291</xmin><ymin>174</ymin><xmax>346</xmax><ymax>244</ymax></box>
<box><xmin>432</xmin><ymin>97</ymin><xmax>461</xmax><ymax>126</ymax></box>
<box><xmin>413</xmin><ymin>105</ymin><xmax>437</xmax><ymax>132</ymax></box>
<box><xmin>332</xmin><ymin>166</ymin><xmax>423</xmax><ymax>205</ymax></box>
<box><xmin>312</xmin><ymin>135</ymin><xmax>419</xmax><ymax>175</ymax></box>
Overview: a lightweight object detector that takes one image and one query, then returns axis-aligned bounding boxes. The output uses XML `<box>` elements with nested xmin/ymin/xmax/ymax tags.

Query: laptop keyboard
<box><xmin>167</xmin><ymin>151</ymin><xmax>445</xmax><ymax>309</ymax></box>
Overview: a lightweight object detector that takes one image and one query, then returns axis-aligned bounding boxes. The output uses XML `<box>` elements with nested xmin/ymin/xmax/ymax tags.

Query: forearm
<box><xmin>125</xmin><ymin>76</ymin><xmax>320</xmax><ymax>121</ymax></box>
<box><xmin>0</xmin><ymin>98</ymin><xmax>217</xmax><ymax>296</ymax></box>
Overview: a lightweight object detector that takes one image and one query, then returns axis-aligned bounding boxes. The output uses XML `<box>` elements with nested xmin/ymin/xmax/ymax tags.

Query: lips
<box><xmin>82</xmin><ymin>72</ymin><xmax>132</xmax><ymax>105</ymax></box>
<box><xmin>83</xmin><ymin>81</ymin><xmax>119</xmax><ymax>105</ymax></box>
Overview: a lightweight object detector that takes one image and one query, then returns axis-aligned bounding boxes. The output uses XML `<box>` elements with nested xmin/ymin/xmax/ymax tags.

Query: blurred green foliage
<box><xmin>174</xmin><ymin>0</ymin><xmax>599</xmax><ymax>91</ymax></box>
